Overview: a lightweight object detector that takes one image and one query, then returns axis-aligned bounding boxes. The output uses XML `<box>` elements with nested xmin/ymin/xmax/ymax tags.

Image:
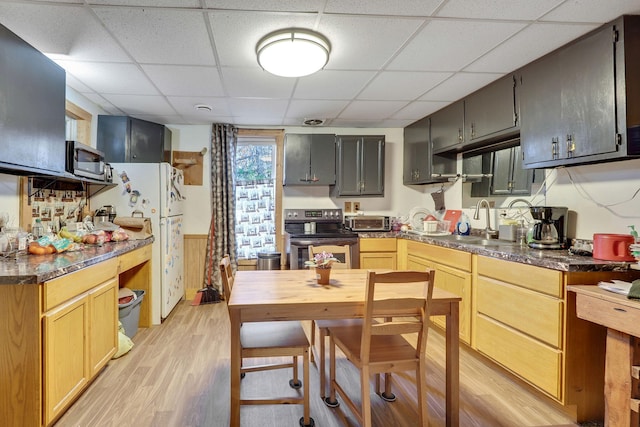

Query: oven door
<box><xmin>288</xmin><ymin>237</ymin><xmax>359</xmax><ymax>270</ymax></box>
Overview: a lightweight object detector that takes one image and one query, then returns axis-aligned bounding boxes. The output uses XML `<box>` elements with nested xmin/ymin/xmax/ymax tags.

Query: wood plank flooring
<box><xmin>54</xmin><ymin>301</ymin><xmax>598</xmax><ymax>427</ymax></box>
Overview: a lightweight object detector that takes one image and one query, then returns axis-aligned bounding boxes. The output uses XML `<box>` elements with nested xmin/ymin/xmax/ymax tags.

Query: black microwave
<box><xmin>66</xmin><ymin>140</ymin><xmax>106</xmax><ymax>181</ymax></box>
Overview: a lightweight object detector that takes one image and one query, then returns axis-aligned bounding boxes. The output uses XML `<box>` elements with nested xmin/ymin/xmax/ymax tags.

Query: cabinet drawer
<box><xmin>44</xmin><ymin>258</ymin><xmax>118</xmax><ymax>311</ymax></box>
<box><xmin>575</xmin><ymin>293</ymin><xmax>640</xmax><ymax>337</ymax></box>
<box><xmin>406</xmin><ymin>240</ymin><xmax>471</xmax><ymax>271</ymax></box>
<box><xmin>360</xmin><ymin>238</ymin><xmax>396</xmax><ymax>252</ymax></box>
<box><xmin>119</xmin><ymin>245</ymin><xmax>152</xmax><ymax>273</ymax></box>
<box><xmin>477</xmin><ymin>277</ymin><xmax>563</xmax><ymax>347</ymax></box>
<box><xmin>476</xmin><ymin>315</ymin><xmax>562</xmax><ymax>399</ymax></box>
<box><xmin>477</xmin><ymin>256</ymin><xmax>562</xmax><ymax>297</ymax></box>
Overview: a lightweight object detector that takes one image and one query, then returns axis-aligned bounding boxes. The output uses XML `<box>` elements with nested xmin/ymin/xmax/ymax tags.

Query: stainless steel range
<box><xmin>284</xmin><ymin>208</ymin><xmax>360</xmax><ymax>269</ymax></box>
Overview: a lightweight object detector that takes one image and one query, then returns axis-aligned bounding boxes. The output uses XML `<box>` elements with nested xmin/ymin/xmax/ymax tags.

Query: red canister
<box><xmin>592</xmin><ymin>234</ymin><xmax>635</xmax><ymax>261</ymax></box>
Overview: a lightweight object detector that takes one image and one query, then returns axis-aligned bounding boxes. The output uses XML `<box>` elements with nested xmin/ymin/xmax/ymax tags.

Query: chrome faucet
<box><xmin>473</xmin><ymin>199</ymin><xmax>498</xmax><ymax>238</ymax></box>
<box><xmin>507</xmin><ymin>198</ymin><xmax>532</xmax><ymax>209</ymax></box>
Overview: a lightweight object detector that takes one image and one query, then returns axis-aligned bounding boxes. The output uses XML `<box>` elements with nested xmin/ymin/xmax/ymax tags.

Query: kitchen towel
<box><xmin>628</xmin><ymin>279</ymin><xmax>640</xmax><ymax>300</ymax></box>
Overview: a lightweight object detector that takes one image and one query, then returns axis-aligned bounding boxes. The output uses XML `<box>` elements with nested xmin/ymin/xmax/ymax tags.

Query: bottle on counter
<box><xmin>32</xmin><ymin>218</ymin><xmax>44</xmax><ymax>239</ymax></box>
<box><xmin>456</xmin><ymin>213</ymin><xmax>471</xmax><ymax>235</ymax></box>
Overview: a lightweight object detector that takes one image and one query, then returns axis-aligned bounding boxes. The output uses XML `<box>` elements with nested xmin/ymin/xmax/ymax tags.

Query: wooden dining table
<box><xmin>228</xmin><ymin>268</ymin><xmax>461</xmax><ymax>426</ymax></box>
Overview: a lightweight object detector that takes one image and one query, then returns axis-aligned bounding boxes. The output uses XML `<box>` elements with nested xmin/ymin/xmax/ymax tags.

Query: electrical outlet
<box><xmin>353</xmin><ymin>202</ymin><xmax>360</xmax><ymax>212</ymax></box>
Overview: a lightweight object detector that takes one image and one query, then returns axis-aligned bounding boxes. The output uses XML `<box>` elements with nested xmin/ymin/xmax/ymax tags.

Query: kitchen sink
<box><xmin>433</xmin><ymin>234</ymin><xmax>515</xmax><ymax>247</ymax></box>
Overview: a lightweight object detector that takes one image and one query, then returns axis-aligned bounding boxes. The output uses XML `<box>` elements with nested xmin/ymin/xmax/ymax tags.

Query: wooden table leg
<box><xmin>445</xmin><ymin>301</ymin><xmax>460</xmax><ymax>427</ymax></box>
<box><xmin>230</xmin><ymin>308</ymin><xmax>241</xmax><ymax>426</ymax></box>
<box><xmin>604</xmin><ymin>329</ymin><xmax>639</xmax><ymax>427</ymax></box>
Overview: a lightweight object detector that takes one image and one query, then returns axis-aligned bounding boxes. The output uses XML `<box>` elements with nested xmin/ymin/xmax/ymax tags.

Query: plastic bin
<box><xmin>257</xmin><ymin>252</ymin><xmax>281</xmax><ymax>270</ymax></box>
<box><xmin>119</xmin><ymin>290</ymin><xmax>145</xmax><ymax>338</ymax></box>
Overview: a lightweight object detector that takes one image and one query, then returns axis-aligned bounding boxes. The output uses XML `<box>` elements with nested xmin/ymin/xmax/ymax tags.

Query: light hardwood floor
<box><xmin>55</xmin><ymin>300</ymin><xmax>598</xmax><ymax>427</ymax></box>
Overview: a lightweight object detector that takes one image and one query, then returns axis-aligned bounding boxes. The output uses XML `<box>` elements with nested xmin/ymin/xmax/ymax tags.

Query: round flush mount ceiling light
<box><xmin>194</xmin><ymin>104</ymin><xmax>213</xmax><ymax>112</ymax></box>
<box><xmin>256</xmin><ymin>28</ymin><xmax>330</xmax><ymax>78</ymax></box>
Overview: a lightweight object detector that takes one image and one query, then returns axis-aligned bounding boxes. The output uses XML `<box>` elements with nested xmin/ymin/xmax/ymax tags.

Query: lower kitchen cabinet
<box><xmin>474</xmin><ymin>255</ymin><xmax>640</xmax><ymax>422</ymax></box>
<box><xmin>43</xmin><ymin>259</ymin><xmax>118</xmax><ymax>425</ymax></box>
<box><xmin>0</xmin><ymin>243</ymin><xmax>152</xmax><ymax>427</ymax></box>
<box><xmin>359</xmin><ymin>238</ymin><xmax>396</xmax><ymax>269</ymax></box>
<box><xmin>399</xmin><ymin>239</ymin><xmax>472</xmax><ymax>345</ymax></box>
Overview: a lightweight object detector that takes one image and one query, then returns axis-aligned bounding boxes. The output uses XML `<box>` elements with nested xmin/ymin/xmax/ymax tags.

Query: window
<box><xmin>235</xmin><ymin>130</ymin><xmax>283</xmax><ymax>259</ymax></box>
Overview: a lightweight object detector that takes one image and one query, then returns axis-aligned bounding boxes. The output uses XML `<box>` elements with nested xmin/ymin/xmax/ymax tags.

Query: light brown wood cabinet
<box><xmin>0</xmin><ymin>244</ymin><xmax>152</xmax><ymax>427</ymax></box>
<box><xmin>359</xmin><ymin>237</ymin><xmax>397</xmax><ymax>269</ymax></box>
<box><xmin>398</xmin><ymin>239</ymin><xmax>472</xmax><ymax>345</ymax></box>
<box><xmin>43</xmin><ymin>259</ymin><xmax>118</xmax><ymax>425</ymax></box>
<box><xmin>474</xmin><ymin>255</ymin><xmax>640</xmax><ymax>422</ymax></box>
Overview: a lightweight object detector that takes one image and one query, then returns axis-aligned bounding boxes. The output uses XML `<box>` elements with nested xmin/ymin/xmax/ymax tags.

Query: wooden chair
<box><xmin>326</xmin><ymin>270</ymin><xmax>435</xmax><ymax>427</ymax></box>
<box><xmin>219</xmin><ymin>255</ymin><xmax>314</xmax><ymax>426</ymax></box>
<box><xmin>307</xmin><ymin>245</ymin><xmax>362</xmax><ymax>400</ymax></box>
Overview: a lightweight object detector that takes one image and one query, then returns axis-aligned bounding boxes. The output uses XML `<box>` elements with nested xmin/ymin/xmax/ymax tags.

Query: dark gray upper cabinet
<box><xmin>97</xmin><ymin>116</ymin><xmax>171</xmax><ymax>163</ymax></box>
<box><xmin>431</xmin><ymin>101</ymin><xmax>465</xmax><ymax>153</ymax></box>
<box><xmin>468</xmin><ymin>144</ymin><xmax>533</xmax><ymax>197</ymax></box>
<box><xmin>520</xmin><ymin>15</ymin><xmax>640</xmax><ymax>168</ymax></box>
<box><xmin>283</xmin><ymin>133</ymin><xmax>336</xmax><ymax>185</ymax></box>
<box><xmin>404</xmin><ymin>117</ymin><xmax>457</xmax><ymax>185</ymax></box>
<box><xmin>334</xmin><ymin>135</ymin><xmax>384</xmax><ymax>197</ymax></box>
<box><xmin>0</xmin><ymin>23</ymin><xmax>66</xmax><ymax>176</ymax></box>
<box><xmin>490</xmin><ymin>145</ymin><xmax>532</xmax><ymax>195</ymax></box>
<box><xmin>465</xmin><ymin>74</ymin><xmax>519</xmax><ymax>145</ymax></box>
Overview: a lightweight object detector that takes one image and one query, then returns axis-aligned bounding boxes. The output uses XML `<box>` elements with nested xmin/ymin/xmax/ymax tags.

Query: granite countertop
<box><xmin>359</xmin><ymin>231</ymin><xmax>636</xmax><ymax>273</ymax></box>
<box><xmin>0</xmin><ymin>238</ymin><xmax>153</xmax><ymax>285</ymax></box>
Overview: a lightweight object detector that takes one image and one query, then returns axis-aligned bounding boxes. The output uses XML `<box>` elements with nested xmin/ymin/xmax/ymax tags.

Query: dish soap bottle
<box><xmin>456</xmin><ymin>213</ymin><xmax>471</xmax><ymax>236</ymax></box>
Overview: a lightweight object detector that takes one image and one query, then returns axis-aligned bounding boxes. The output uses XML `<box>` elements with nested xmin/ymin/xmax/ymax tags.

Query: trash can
<box><xmin>257</xmin><ymin>252</ymin><xmax>281</xmax><ymax>270</ymax></box>
<box><xmin>119</xmin><ymin>290</ymin><xmax>145</xmax><ymax>338</ymax></box>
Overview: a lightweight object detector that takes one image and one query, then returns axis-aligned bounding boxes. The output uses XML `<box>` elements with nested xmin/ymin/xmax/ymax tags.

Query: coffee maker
<box><xmin>528</xmin><ymin>206</ymin><xmax>569</xmax><ymax>249</ymax></box>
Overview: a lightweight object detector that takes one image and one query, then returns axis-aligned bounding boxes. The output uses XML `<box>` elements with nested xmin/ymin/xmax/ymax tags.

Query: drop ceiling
<box><xmin>1</xmin><ymin>0</ymin><xmax>639</xmax><ymax>128</ymax></box>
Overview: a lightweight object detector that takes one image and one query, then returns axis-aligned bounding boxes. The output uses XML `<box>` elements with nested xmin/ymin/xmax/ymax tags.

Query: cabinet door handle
<box><xmin>613</xmin><ymin>307</ymin><xmax>627</xmax><ymax>313</ymax></box>
<box><xmin>458</xmin><ymin>129</ymin><xmax>463</xmax><ymax>143</ymax></box>
<box><xmin>566</xmin><ymin>134</ymin><xmax>576</xmax><ymax>158</ymax></box>
<box><xmin>551</xmin><ymin>137</ymin><xmax>559</xmax><ymax>159</ymax></box>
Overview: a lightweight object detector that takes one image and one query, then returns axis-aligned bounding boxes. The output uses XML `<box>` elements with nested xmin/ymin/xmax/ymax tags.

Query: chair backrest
<box><xmin>360</xmin><ymin>270</ymin><xmax>435</xmax><ymax>363</ymax></box>
<box><xmin>308</xmin><ymin>245</ymin><xmax>351</xmax><ymax>269</ymax></box>
<box><xmin>219</xmin><ymin>255</ymin><xmax>234</xmax><ymax>310</ymax></box>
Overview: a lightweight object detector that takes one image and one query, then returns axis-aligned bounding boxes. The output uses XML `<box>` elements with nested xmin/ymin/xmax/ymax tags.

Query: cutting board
<box><xmin>443</xmin><ymin>210</ymin><xmax>462</xmax><ymax>233</ymax></box>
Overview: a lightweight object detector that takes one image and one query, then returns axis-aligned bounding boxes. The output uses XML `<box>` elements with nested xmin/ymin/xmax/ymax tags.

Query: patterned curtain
<box><xmin>203</xmin><ymin>123</ymin><xmax>238</xmax><ymax>294</ymax></box>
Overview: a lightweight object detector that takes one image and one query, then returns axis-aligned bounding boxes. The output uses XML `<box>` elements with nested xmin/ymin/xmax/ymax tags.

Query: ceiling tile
<box><xmin>339</xmin><ymin>100</ymin><xmax>409</xmax><ymax>120</ymax></box>
<box><xmin>357</xmin><ymin>71</ymin><xmax>453</xmax><ymax>101</ymax></box>
<box><xmin>227</xmin><ymin>98</ymin><xmax>290</xmax><ymax>119</ymax></box>
<box><xmin>56</xmin><ymin>60</ymin><xmax>160</xmax><ymax>95</ymax></box>
<box><xmin>204</xmin><ymin>0</ymin><xmax>325</xmax><ymax>12</ymax></box>
<box><xmin>142</xmin><ymin>65</ymin><xmax>224</xmax><ymax>96</ymax></box>
<box><xmin>324</xmin><ymin>0</ymin><xmax>442</xmax><ymax>16</ymax></box>
<box><xmin>0</xmin><ymin>3</ymin><xmax>130</xmax><ymax>61</ymax></box>
<box><xmin>420</xmin><ymin>72</ymin><xmax>503</xmax><ymax>102</ymax></box>
<box><xmin>541</xmin><ymin>0</ymin><xmax>640</xmax><ymax>23</ymax></box>
<box><xmin>435</xmin><ymin>0</ymin><xmax>564</xmax><ymax>20</ymax></box>
<box><xmin>222</xmin><ymin>68</ymin><xmax>296</xmax><ymax>98</ymax></box>
<box><xmin>293</xmin><ymin>70</ymin><xmax>377</xmax><ymax>99</ymax></box>
<box><xmin>392</xmin><ymin>101</ymin><xmax>450</xmax><ymax>120</ymax></box>
<box><xmin>317</xmin><ymin>14</ymin><xmax>425</xmax><ymax>70</ymax></box>
<box><xmin>90</xmin><ymin>0</ymin><xmax>201</xmax><ymax>6</ymax></box>
<box><xmin>285</xmin><ymin>100</ymin><xmax>350</xmax><ymax>122</ymax></box>
<box><xmin>166</xmin><ymin>96</ymin><xmax>232</xmax><ymax>117</ymax></box>
<box><xmin>464</xmin><ymin>22</ymin><xmax>600</xmax><ymax>73</ymax></box>
<box><xmin>94</xmin><ymin>7</ymin><xmax>216</xmax><ymax>65</ymax></box>
<box><xmin>101</xmin><ymin>94</ymin><xmax>177</xmax><ymax>115</ymax></box>
<box><xmin>388</xmin><ymin>19</ymin><xmax>526</xmax><ymax>72</ymax></box>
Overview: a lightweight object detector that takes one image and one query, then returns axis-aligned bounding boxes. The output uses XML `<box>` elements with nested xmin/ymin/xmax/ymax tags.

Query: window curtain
<box><xmin>203</xmin><ymin>123</ymin><xmax>238</xmax><ymax>294</ymax></box>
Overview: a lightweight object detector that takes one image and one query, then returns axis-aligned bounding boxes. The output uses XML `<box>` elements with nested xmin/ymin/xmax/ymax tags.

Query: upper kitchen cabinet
<box><xmin>431</xmin><ymin>101</ymin><xmax>465</xmax><ymax>154</ymax></box>
<box><xmin>283</xmin><ymin>133</ymin><xmax>336</xmax><ymax>185</ymax></box>
<box><xmin>465</xmin><ymin>74</ymin><xmax>519</xmax><ymax>146</ymax></box>
<box><xmin>97</xmin><ymin>116</ymin><xmax>171</xmax><ymax>164</ymax></box>
<box><xmin>333</xmin><ymin>135</ymin><xmax>385</xmax><ymax>197</ymax></box>
<box><xmin>520</xmin><ymin>15</ymin><xmax>640</xmax><ymax>169</ymax></box>
<box><xmin>490</xmin><ymin>145</ymin><xmax>532</xmax><ymax>195</ymax></box>
<box><xmin>404</xmin><ymin>117</ymin><xmax>457</xmax><ymax>185</ymax></box>
<box><xmin>0</xmin><ymin>23</ymin><xmax>66</xmax><ymax>176</ymax></box>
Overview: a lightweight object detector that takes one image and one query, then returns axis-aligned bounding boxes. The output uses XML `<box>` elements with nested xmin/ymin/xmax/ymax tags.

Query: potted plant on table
<box><xmin>304</xmin><ymin>251</ymin><xmax>339</xmax><ymax>285</ymax></box>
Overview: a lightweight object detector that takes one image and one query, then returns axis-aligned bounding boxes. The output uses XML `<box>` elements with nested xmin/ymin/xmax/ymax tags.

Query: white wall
<box><xmin>166</xmin><ymin>125</ymin><xmax>212</xmax><ymax>235</ymax></box>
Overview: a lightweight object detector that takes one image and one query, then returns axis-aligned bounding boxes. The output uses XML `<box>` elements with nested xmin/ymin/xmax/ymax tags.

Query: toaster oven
<box><xmin>345</xmin><ymin>215</ymin><xmax>390</xmax><ymax>231</ymax></box>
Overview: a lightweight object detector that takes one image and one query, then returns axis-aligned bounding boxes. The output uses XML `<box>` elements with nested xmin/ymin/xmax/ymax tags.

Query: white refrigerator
<box><xmin>92</xmin><ymin>162</ymin><xmax>185</xmax><ymax>324</ymax></box>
